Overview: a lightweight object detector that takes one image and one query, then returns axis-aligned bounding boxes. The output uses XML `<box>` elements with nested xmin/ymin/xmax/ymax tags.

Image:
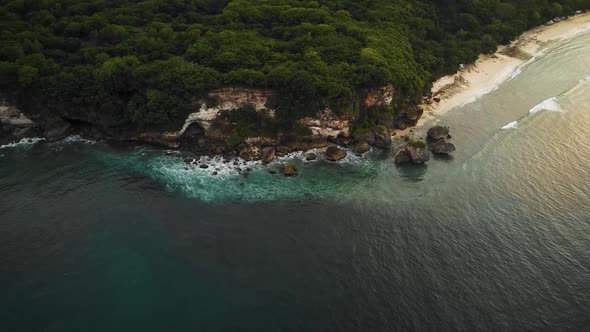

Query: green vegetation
<box><xmin>1</xmin><ymin>0</ymin><xmax>588</xmax><ymax>130</ymax></box>
<box><xmin>408</xmin><ymin>137</ymin><xmax>427</xmax><ymax>148</ymax></box>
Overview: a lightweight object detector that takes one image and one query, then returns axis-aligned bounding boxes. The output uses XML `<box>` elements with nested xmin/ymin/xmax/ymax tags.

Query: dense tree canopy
<box><xmin>1</xmin><ymin>0</ymin><xmax>588</xmax><ymax>129</ymax></box>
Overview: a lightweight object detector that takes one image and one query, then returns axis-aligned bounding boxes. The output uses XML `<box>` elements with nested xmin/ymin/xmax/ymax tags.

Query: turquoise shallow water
<box><xmin>1</xmin><ymin>33</ymin><xmax>590</xmax><ymax>331</ymax></box>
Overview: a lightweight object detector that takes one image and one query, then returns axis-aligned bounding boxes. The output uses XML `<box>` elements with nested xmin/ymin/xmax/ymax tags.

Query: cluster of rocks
<box><xmin>426</xmin><ymin>126</ymin><xmax>456</xmax><ymax>155</ymax></box>
<box><xmin>393</xmin><ymin>125</ymin><xmax>456</xmax><ymax>165</ymax></box>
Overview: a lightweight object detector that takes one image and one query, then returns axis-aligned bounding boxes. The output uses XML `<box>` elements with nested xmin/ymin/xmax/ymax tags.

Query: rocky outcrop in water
<box><xmin>283</xmin><ymin>163</ymin><xmax>298</xmax><ymax>177</ymax></box>
<box><xmin>427</xmin><ymin>125</ymin><xmax>456</xmax><ymax>155</ymax></box>
<box><xmin>427</xmin><ymin>126</ymin><xmax>450</xmax><ymax>140</ymax></box>
<box><xmin>353</xmin><ymin>141</ymin><xmax>370</xmax><ymax>154</ymax></box>
<box><xmin>325</xmin><ymin>146</ymin><xmax>347</xmax><ymax>161</ymax></box>
<box><xmin>394</xmin><ymin>139</ymin><xmax>430</xmax><ymax>165</ymax></box>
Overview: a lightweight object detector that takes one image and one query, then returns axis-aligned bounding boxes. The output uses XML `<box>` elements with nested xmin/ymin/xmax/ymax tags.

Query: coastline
<box><xmin>403</xmin><ymin>11</ymin><xmax>590</xmax><ymax>135</ymax></box>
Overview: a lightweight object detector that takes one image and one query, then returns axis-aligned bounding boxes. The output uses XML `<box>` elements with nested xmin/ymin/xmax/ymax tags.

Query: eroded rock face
<box><xmin>179</xmin><ymin>87</ymin><xmax>274</xmax><ymax>137</ymax></box>
<box><xmin>364</xmin><ymin>85</ymin><xmax>395</xmax><ymax>108</ymax></box>
<box><xmin>0</xmin><ymin>100</ymin><xmax>41</xmax><ymax>144</ymax></box>
<box><xmin>325</xmin><ymin>146</ymin><xmax>347</xmax><ymax>161</ymax></box>
<box><xmin>298</xmin><ymin>108</ymin><xmax>352</xmax><ymax>138</ymax></box>
<box><xmin>179</xmin><ymin>122</ymin><xmax>205</xmax><ymax>148</ymax></box>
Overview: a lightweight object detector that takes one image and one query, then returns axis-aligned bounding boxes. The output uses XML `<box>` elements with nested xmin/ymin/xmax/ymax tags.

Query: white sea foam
<box><xmin>0</xmin><ymin>137</ymin><xmax>45</xmax><ymax>149</ymax></box>
<box><xmin>529</xmin><ymin>97</ymin><xmax>561</xmax><ymax>113</ymax></box>
<box><xmin>61</xmin><ymin>135</ymin><xmax>97</xmax><ymax>144</ymax></box>
<box><xmin>501</xmin><ymin>121</ymin><xmax>518</xmax><ymax>129</ymax></box>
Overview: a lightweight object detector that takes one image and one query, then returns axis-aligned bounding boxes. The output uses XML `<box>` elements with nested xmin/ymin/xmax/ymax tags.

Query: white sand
<box><xmin>400</xmin><ymin>11</ymin><xmax>590</xmax><ymax>135</ymax></box>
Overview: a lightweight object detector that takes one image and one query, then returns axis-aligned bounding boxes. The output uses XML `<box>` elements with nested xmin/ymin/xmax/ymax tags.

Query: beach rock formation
<box><xmin>325</xmin><ymin>146</ymin><xmax>347</xmax><ymax>161</ymax></box>
<box><xmin>305</xmin><ymin>152</ymin><xmax>317</xmax><ymax>161</ymax></box>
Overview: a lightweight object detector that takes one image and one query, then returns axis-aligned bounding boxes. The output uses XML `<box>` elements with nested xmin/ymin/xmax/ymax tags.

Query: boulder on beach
<box><xmin>261</xmin><ymin>147</ymin><xmax>275</xmax><ymax>164</ymax></box>
<box><xmin>305</xmin><ymin>152</ymin><xmax>317</xmax><ymax>161</ymax></box>
<box><xmin>427</xmin><ymin>126</ymin><xmax>450</xmax><ymax>141</ymax></box>
<box><xmin>283</xmin><ymin>163</ymin><xmax>298</xmax><ymax>177</ymax></box>
<box><xmin>325</xmin><ymin>146</ymin><xmax>347</xmax><ymax>161</ymax></box>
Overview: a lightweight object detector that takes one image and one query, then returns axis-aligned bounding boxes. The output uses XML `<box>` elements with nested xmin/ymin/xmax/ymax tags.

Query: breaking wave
<box><xmin>0</xmin><ymin>137</ymin><xmax>45</xmax><ymax>149</ymax></box>
<box><xmin>529</xmin><ymin>97</ymin><xmax>561</xmax><ymax>113</ymax></box>
<box><xmin>501</xmin><ymin>121</ymin><xmax>518</xmax><ymax>129</ymax></box>
<box><xmin>510</xmin><ymin>55</ymin><xmax>538</xmax><ymax>80</ymax></box>
<box><xmin>92</xmin><ymin>147</ymin><xmax>385</xmax><ymax>203</ymax></box>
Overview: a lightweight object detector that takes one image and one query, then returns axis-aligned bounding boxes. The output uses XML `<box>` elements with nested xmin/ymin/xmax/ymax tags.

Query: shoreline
<box><xmin>400</xmin><ymin>11</ymin><xmax>590</xmax><ymax>136</ymax></box>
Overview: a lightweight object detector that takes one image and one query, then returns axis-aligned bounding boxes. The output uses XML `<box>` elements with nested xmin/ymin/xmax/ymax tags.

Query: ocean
<box><xmin>1</xmin><ymin>32</ymin><xmax>589</xmax><ymax>331</ymax></box>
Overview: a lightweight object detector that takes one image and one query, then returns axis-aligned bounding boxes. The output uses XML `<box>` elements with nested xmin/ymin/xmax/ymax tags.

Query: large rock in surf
<box><xmin>430</xmin><ymin>139</ymin><xmax>456</xmax><ymax>155</ymax></box>
<box><xmin>353</xmin><ymin>141</ymin><xmax>370</xmax><ymax>154</ymax></box>
<box><xmin>283</xmin><ymin>163</ymin><xmax>298</xmax><ymax>177</ymax></box>
<box><xmin>427</xmin><ymin>126</ymin><xmax>450</xmax><ymax>141</ymax></box>
<box><xmin>395</xmin><ymin>140</ymin><xmax>430</xmax><ymax>164</ymax></box>
<box><xmin>261</xmin><ymin>147</ymin><xmax>276</xmax><ymax>164</ymax></box>
<box><xmin>325</xmin><ymin>146</ymin><xmax>347</xmax><ymax>161</ymax></box>
<box><xmin>405</xmin><ymin>143</ymin><xmax>430</xmax><ymax>164</ymax></box>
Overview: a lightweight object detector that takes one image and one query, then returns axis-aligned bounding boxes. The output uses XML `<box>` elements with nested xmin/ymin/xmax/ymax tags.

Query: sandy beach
<box><xmin>404</xmin><ymin>11</ymin><xmax>590</xmax><ymax>135</ymax></box>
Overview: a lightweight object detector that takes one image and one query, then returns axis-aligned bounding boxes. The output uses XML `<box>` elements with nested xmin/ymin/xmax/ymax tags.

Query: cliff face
<box><xmin>179</xmin><ymin>85</ymin><xmax>397</xmax><ymax>139</ymax></box>
<box><xmin>0</xmin><ymin>98</ymin><xmax>41</xmax><ymax>145</ymax></box>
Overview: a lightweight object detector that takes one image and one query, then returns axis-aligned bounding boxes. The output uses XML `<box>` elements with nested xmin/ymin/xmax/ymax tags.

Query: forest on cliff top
<box><xmin>1</xmin><ymin>0</ymin><xmax>589</xmax><ymax>130</ymax></box>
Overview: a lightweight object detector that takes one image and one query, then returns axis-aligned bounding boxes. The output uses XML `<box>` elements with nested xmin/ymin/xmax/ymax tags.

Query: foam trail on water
<box><xmin>501</xmin><ymin>121</ymin><xmax>518</xmax><ymax>129</ymax></box>
<box><xmin>0</xmin><ymin>137</ymin><xmax>45</xmax><ymax>149</ymax></box>
<box><xmin>529</xmin><ymin>97</ymin><xmax>561</xmax><ymax>113</ymax></box>
<box><xmin>510</xmin><ymin>56</ymin><xmax>537</xmax><ymax>80</ymax></box>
